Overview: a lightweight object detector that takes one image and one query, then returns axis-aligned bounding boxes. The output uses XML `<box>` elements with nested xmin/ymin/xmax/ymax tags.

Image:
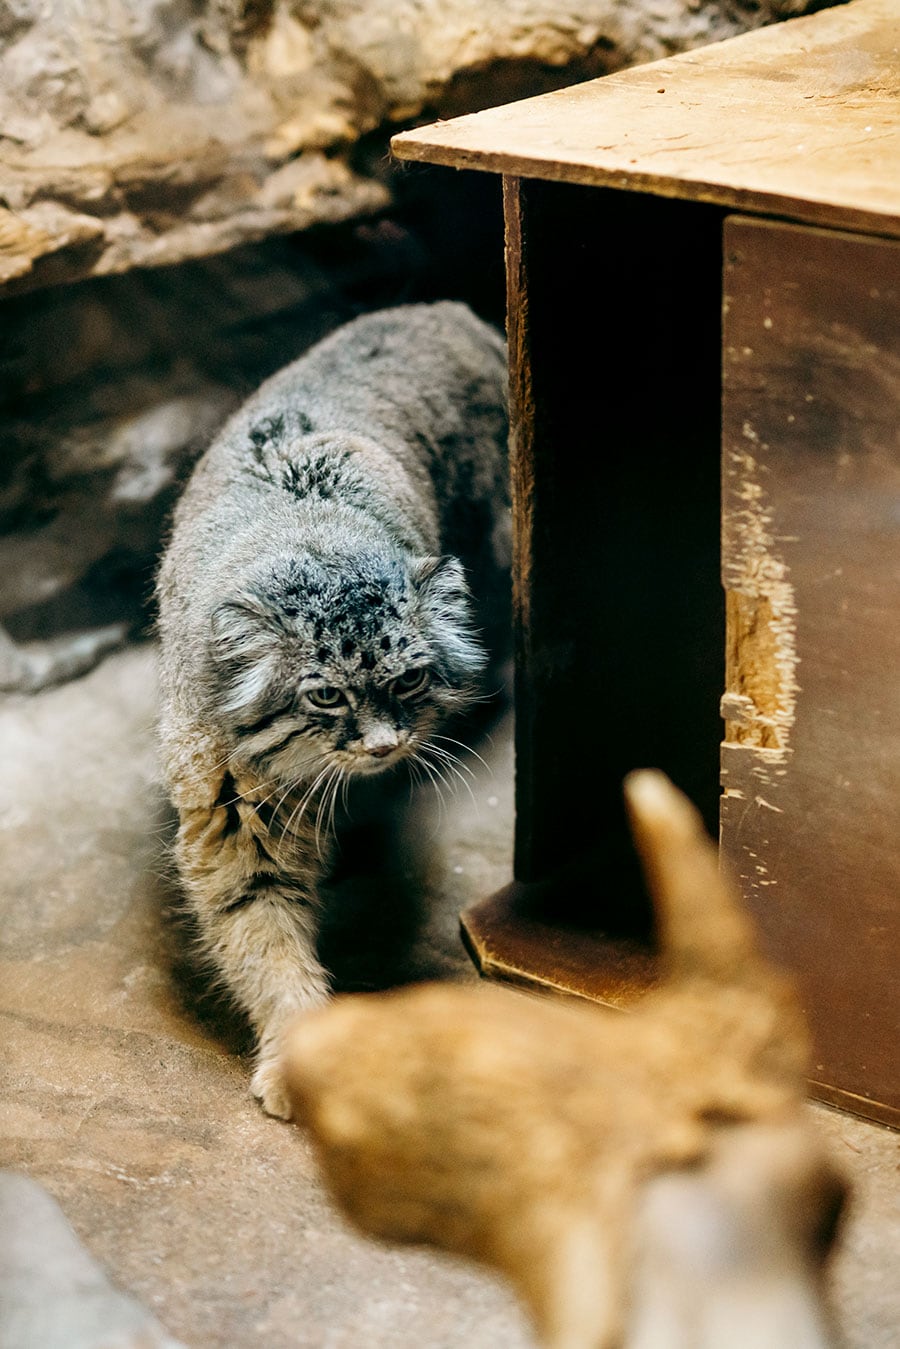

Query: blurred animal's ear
<box><xmin>623</xmin><ymin>769</ymin><xmax>758</xmax><ymax>985</ymax></box>
<box><xmin>624</xmin><ymin>768</ymin><xmax>811</xmax><ymax>1094</ymax></box>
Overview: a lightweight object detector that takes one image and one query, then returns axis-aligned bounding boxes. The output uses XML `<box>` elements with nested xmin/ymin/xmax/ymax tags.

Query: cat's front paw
<box><xmin>251</xmin><ymin>1053</ymin><xmax>295</xmax><ymax>1120</ymax></box>
<box><xmin>252</xmin><ymin>992</ymin><xmax>330</xmax><ymax>1119</ymax></box>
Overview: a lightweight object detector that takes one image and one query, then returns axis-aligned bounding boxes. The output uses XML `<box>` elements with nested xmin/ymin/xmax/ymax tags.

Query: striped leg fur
<box><xmin>175</xmin><ymin>770</ymin><xmax>330</xmax><ymax>1119</ymax></box>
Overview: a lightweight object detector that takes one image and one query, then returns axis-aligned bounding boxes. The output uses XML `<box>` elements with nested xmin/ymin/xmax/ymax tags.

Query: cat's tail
<box><xmin>624</xmin><ymin>770</ymin><xmax>764</xmax><ymax>988</ymax></box>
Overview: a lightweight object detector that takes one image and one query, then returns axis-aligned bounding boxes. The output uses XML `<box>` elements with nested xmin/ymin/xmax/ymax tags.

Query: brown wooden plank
<box><xmin>393</xmin><ymin>0</ymin><xmax>900</xmax><ymax>241</ymax></box>
<box><xmin>720</xmin><ymin>215</ymin><xmax>900</xmax><ymax>1127</ymax></box>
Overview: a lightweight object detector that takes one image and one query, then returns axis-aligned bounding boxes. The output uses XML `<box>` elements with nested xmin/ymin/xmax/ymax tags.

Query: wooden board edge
<box><xmin>808</xmin><ymin>1081</ymin><xmax>900</xmax><ymax>1133</ymax></box>
<box><xmin>389</xmin><ymin>134</ymin><xmax>900</xmax><ymax>243</ymax></box>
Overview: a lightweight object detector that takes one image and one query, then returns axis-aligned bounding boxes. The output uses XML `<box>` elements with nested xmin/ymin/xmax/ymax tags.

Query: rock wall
<box><xmin>1</xmin><ymin>0</ymin><xmax>837</xmax><ymax>294</ymax></box>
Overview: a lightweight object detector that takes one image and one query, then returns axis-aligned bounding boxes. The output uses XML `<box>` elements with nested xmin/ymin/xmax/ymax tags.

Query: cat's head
<box><xmin>206</xmin><ymin>548</ymin><xmax>485</xmax><ymax>783</ymax></box>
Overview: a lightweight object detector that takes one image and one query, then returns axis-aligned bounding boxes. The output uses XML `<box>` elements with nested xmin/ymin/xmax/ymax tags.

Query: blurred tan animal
<box><xmin>281</xmin><ymin>771</ymin><xmax>847</xmax><ymax>1349</ymax></box>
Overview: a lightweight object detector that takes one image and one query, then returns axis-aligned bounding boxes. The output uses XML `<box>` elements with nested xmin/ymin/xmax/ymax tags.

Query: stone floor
<box><xmin>1</xmin><ymin>647</ymin><xmax>898</xmax><ymax>1347</ymax></box>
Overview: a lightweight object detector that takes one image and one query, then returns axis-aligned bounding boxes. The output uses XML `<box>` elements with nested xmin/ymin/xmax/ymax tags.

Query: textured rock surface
<box><xmin>0</xmin><ymin>249</ymin><xmax>287</xmax><ymax>688</ymax></box>
<box><xmin>0</xmin><ymin>0</ymin><xmax>839</xmax><ymax>293</ymax></box>
<box><xmin>1</xmin><ymin>647</ymin><xmax>898</xmax><ymax>1348</ymax></box>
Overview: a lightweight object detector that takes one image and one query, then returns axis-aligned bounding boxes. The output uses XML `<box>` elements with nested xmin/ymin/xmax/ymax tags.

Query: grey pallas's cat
<box><xmin>156</xmin><ymin>301</ymin><xmax>509</xmax><ymax>1117</ymax></box>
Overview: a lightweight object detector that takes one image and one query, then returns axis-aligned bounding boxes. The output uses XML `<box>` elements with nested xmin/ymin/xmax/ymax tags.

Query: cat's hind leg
<box><xmin>175</xmin><ymin>773</ymin><xmax>330</xmax><ymax>1119</ymax></box>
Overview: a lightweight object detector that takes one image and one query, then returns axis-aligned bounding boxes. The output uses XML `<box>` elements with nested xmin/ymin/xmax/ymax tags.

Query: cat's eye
<box><xmin>306</xmin><ymin>686</ymin><xmax>347</xmax><ymax>710</ymax></box>
<box><xmin>392</xmin><ymin>668</ymin><xmax>431</xmax><ymax>698</ymax></box>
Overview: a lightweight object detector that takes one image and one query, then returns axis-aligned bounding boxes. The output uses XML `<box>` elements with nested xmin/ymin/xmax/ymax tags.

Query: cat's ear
<box><xmin>411</xmin><ymin>555</ymin><xmax>469</xmax><ymax>599</ymax></box>
<box><xmin>209</xmin><ymin>595</ymin><xmax>281</xmax><ymax>714</ymax></box>
<box><xmin>411</xmin><ymin>556</ymin><xmax>486</xmax><ymax>682</ymax></box>
<box><xmin>210</xmin><ymin>595</ymin><xmax>280</xmax><ymax>662</ymax></box>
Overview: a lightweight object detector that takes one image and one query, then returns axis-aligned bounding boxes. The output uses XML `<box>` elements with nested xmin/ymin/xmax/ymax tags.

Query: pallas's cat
<box><xmin>156</xmin><ymin>302</ymin><xmax>509</xmax><ymax>1116</ymax></box>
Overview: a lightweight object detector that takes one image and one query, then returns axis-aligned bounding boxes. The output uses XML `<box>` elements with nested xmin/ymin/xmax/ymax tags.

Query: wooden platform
<box><xmin>460</xmin><ymin>883</ymin><xmax>660</xmax><ymax>1009</ymax></box>
<box><xmin>394</xmin><ymin>0</ymin><xmax>899</xmax><ymax>238</ymax></box>
<box><xmin>393</xmin><ymin>0</ymin><xmax>900</xmax><ymax>1126</ymax></box>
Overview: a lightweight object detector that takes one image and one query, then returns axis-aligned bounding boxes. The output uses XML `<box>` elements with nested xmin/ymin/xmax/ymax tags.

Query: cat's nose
<box><xmin>362</xmin><ymin>727</ymin><xmax>402</xmax><ymax>758</ymax></box>
<box><xmin>367</xmin><ymin>743</ymin><xmax>395</xmax><ymax>759</ymax></box>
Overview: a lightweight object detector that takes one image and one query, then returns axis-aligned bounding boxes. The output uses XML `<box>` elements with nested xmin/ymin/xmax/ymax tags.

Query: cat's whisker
<box><xmin>269</xmin><ymin>753</ymin><xmax>331</xmax><ymax>829</ymax></box>
<box><xmin>423</xmin><ymin>739</ymin><xmax>477</xmax><ymax>785</ymax></box>
<box><xmin>412</xmin><ymin>751</ymin><xmax>448</xmax><ymax>823</ymax></box>
<box><xmin>319</xmin><ymin>763</ymin><xmax>346</xmax><ymax>859</ymax></box>
<box><xmin>404</xmin><ymin>757</ymin><xmax>444</xmax><ymax>841</ymax></box>
<box><xmin>272</xmin><ymin>787</ymin><xmax>308</xmax><ymax>866</ymax></box>
<box><xmin>328</xmin><ymin>767</ymin><xmax>345</xmax><ymax>842</ymax></box>
<box><xmin>432</xmin><ymin>734</ymin><xmax>493</xmax><ymax>777</ymax></box>
<box><xmin>476</xmin><ymin>679</ymin><xmax>509</xmax><ymax>703</ymax></box>
<box><xmin>440</xmin><ymin>682</ymin><xmax>495</xmax><ymax>711</ymax></box>
<box><xmin>421</xmin><ymin>753</ymin><xmax>462</xmax><ymax>805</ymax></box>
<box><xmin>425</xmin><ymin>741</ymin><xmax>478</xmax><ymax>783</ymax></box>
<box><xmin>204</xmin><ymin>745</ymin><xmax>241</xmax><ymax>778</ymax></box>
<box><xmin>278</xmin><ymin>763</ymin><xmax>333</xmax><ymax>863</ymax></box>
<box><xmin>312</xmin><ymin>763</ymin><xmax>339</xmax><ymax>860</ymax></box>
<box><xmin>317</xmin><ymin>769</ymin><xmax>337</xmax><ymax>855</ymax></box>
<box><xmin>245</xmin><ymin>777</ymin><xmax>292</xmax><ymax>819</ymax></box>
<box><xmin>222</xmin><ymin>778</ymin><xmax>277</xmax><ymax>816</ymax></box>
<box><xmin>267</xmin><ymin>776</ymin><xmax>306</xmax><ymax>830</ymax></box>
<box><xmin>420</xmin><ymin>745</ymin><xmax>478</xmax><ymax>808</ymax></box>
<box><xmin>406</xmin><ymin>757</ymin><xmax>425</xmax><ymax>805</ymax></box>
<box><xmin>268</xmin><ymin>780</ymin><xmax>308</xmax><ymax>847</ymax></box>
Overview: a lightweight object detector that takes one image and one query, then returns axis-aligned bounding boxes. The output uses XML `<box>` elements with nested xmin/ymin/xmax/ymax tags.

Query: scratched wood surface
<box><xmin>720</xmin><ymin>216</ymin><xmax>900</xmax><ymax>1126</ymax></box>
<box><xmin>393</xmin><ymin>0</ymin><xmax>900</xmax><ymax>240</ymax></box>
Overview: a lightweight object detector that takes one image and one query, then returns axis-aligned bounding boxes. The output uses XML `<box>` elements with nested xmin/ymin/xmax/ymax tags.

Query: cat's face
<box><xmin>207</xmin><ymin>549</ymin><xmax>485</xmax><ymax>788</ymax></box>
